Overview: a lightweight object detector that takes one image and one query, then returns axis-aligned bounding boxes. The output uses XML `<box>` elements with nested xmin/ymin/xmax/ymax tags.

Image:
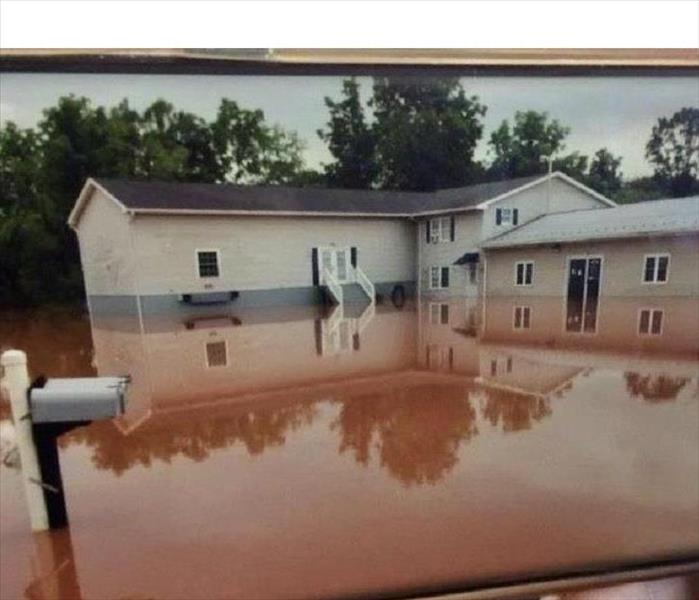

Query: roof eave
<box><xmin>481</xmin><ymin>228</ymin><xmax>699</xmax><ymax>250</ymax></box>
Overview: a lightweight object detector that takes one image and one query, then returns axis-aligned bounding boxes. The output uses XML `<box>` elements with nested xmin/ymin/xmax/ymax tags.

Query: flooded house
<box><xmin>67</xmin><ymin>172</ymin><xmax>614</xmax><ymax>316</ymax></box>
<box><xmin>480</xmin><ymin>196</ymin><xmax>699</xmax><ymax>338</ymax></box>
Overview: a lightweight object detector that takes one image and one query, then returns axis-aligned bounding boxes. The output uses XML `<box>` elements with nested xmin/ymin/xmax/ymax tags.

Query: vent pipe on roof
<box><xmin>546</xmin><ymin>154</ymin><xmax>554</xmax><ymax>214</ymax></box>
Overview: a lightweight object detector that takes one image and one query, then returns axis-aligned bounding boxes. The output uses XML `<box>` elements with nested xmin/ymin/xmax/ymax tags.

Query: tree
<box><xmin>317</xmin><ymin>78</ymin><xmax>378</xmax><ymax>189</ymax></box>
<box><xmin>370</xmin><ymin>77</ymin><xmax>486</xmax><ymax>191</ymax></box>
<box><xmin>585</xmin><ymin>148</ymin><xmax>623</xmax><ymax>198</ymax></box>
<box><xmin>488</xmin><ymin>110</ymin><xmax>569</xmax><ymax>179</ymax></box>
<box><xmin>212</xmin><ymin>99</ymin><xmax>304</xmax><ymax>184</ymax></box>
<box><xmin>646</xmin><ymin>107</ymin><xmax>699</xmax><ymax>197</ymax></box>
<box><xmin>0</xmin><ymin>123</ymin><xmax>41</xmax><ymax>216</ymax></box>
<box><xmin>0</xmin><ymin>95</ymin><xmax>307</xmax><ymax>307</ymax></box>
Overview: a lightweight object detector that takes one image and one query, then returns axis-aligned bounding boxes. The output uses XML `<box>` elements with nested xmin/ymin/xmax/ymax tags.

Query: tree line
<box><xmin>1</xmin><ymin>77</ymin><xmax>697</xmax><ymax>307</ymax></box>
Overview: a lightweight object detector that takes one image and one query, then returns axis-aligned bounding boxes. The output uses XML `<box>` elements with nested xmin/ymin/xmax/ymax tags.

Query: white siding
<box><xmin>484</xmin><ymin>234</ymin><xmax>699</xmax><ymax>298</ymax></box>
<box><xmin>418</xmin><ymin>212</ymin><xmax>483</xmax><ymax>298</ymax></box>
<box><xmin>481</xmin><ymin>178</ymin><xmax>608</xmax><ymax>241</ymax></box>
<box><xmin>131</xmin><ymin>214</ymin><xmax>416</xmax><ymax>295</ymax></box>
<box><xmin>75</xmin><ymin>189</ymin><xmax>137</xmax><ymax>296</ymax></box>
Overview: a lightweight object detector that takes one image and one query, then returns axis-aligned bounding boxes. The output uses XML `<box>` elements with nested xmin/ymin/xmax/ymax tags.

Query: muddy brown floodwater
<box><xmin>1</xmin><ymin>297</ymin><xmax>698</xmax><ymax>599</ymax></box>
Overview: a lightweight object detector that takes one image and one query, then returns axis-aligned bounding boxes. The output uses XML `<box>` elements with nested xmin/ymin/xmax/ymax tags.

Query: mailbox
<box><xmin>30</xmin><ymin>376</ymin><xmax>129</xmax><ymax>424</ymax></box>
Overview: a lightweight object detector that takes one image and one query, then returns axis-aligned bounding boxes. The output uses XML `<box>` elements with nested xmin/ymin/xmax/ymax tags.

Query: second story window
<box><xmin>643</xmin><ymin>254</ymin><xmax>670</xmax><ymax>283</ymax></box>
<box><xmin>427</xmin><ymin>216</ymin><xmax>454</xmax><ymax>243</ymax></box>
<box><xmin>515</xmin><ymin>261</ymin><xmax>534</xmax><ymax>286</ymax></box>
<box><xmin>496</xmin><ymin>207</ymin><xmax>519</xmax><ymax>226</ymax></box>
<box><xmin>197</xmin><ymin>250</ymin><xmax>220</xmax><ymax>278</ymax></box>
<box><xmin>430</xmin><ymin>266</ymin><xmax>450</xmax><ymax>289</ymax></box>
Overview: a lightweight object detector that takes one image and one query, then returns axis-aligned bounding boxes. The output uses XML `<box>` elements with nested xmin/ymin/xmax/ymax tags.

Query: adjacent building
<box><xmin>480</xmin><ymin>196</ymin><xmax>699</xmax><ymax>337</ymax></box>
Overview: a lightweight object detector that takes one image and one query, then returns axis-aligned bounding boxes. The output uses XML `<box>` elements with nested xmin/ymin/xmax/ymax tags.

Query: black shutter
<box><xmin>353</xmin><ymin>333</ymin><xmax>360</xmax><ymax>351</ymax></box>
<box><xmin>426</xmin><ymin>220</ymin><xmax>431</xmax><ymax>243</ymax></box>
<box><xmin>496</xmin><ymin>208</ymin><xmax>502</xmax><ymax>225</ymax></box>
<box><xmin>350</xmin><ymin>247</ymin><xmax>357</xmax><ymax>268</ymax></box>
<box><xmin>513</xmin><ymin>208</ymin><xmax>519</xmax><ymax>225</ymax></box>
<box><xmin>311</xmin><ymin>248</ymin><xmax>319</xmax><ymax>286</ymax></box>
<box><xmin>450</xmin><ymin>216</ymin><xmax>455</xmax><ymax>241</ymax></box>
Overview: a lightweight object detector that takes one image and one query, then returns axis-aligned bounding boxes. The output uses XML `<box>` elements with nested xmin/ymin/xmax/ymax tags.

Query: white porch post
<box><xmin>1</xmin><ymin>350</ymin><xmax>49</xmax><ymax>531</ymax></box>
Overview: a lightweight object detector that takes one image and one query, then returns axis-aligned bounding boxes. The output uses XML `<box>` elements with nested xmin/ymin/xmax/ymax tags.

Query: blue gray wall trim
<box><xmin>87</xmin><ymin>281</ymin><xmax>416</xmax><ymax>318</ymax></box>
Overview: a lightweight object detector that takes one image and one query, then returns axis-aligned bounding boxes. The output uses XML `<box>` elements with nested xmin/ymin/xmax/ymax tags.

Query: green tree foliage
<box><xmin>212</xmin><ymin>99</ymin><xmax>304</xmax><ymax>184</ymax></box>
<box><xmin>488</xmin><ymin>111</ymin><xmax>628</xmax><ymax>200</ymax></box>
<box><xmin>645</xmin><ymin>107</ymin><xmax>699</xmax><ymax>197</ymax></box>
<box><xmin>488</xmin><ymin>110</ymin><xmax>570</xmax><ymax>179</ymax></box>
<box><xmin>317</xmin><ymin>78</ymin><xmax>378</xmax><ymax>189</ymax></box>
<box><xmin>586</xmin><ymin>148</ymin><xmax>623</xmax><ymax>198</ymax></box>
<box><xmin>371</xmin><ymin>77</ymin><xmax>486</xmax><ymax>191</ymax></box>
<box><xmin>0</xmin><ymin>95</ymin><xmax>305</xmax><ymax>307</ymax></box>
<box><xmin>319</xmin><ymin>77</ymin><xmax>486</xmax><ymax>191</ymax></box>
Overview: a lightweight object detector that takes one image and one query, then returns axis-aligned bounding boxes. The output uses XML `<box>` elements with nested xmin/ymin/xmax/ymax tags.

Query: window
<box><xmin>430</xmin><ymin>303</ymin><xmax>450</xmax><ymax>325</ymax></box>
<box><xmin>430</xmin><ymin>266</ymin><xmax>450</xmax><ymax>289</ymax></box>
<box><xmin>496</xmin><ymin>207</ymin><xmax>519</xmax><ymax>226</ymax></box>
<box><xmin>639</xmin><ymin>309</ymin><xmax>664</xmax><ymax>336</ymax></box>
<box><xmin>513</xmin><ymin>306</ymin><xmax>531</xmax><ymax>330</ymax></box>
<box><xmin>426</xmin><ymin>345</ymin><xmax>454</xmax><ymax>371</ymax></box>
<box><xmin>506</xmin><ymin>357</ymin><xmax>513</xmax><ymax>373</ymax></box>
<box><xmin>428</xmin><ymin>216</ymin><xmax>453</xmax><ymax>244</ymax></box>
<box><xmin>490</xmin><ymin>359</ymin><xmax>497</xmax><ymax>376</ymax></box>
<box><xmin>643</xmin><ymin>254</ymin><xmax>670</xmax><ymax>283</ymax></box>
<box><xmin>206</xmin><ymin>341</ymin><xmax>227</xmax><ymax>367</ymax></box>
<box><xmin>197</xmin><ymin>250</ymin><xmax>220</xmax><ymax>278</ymax></box>
<box><xmin>515</xmin><ymin>261</ymin><xmax>534</xmax><ymax>286</ymax></box>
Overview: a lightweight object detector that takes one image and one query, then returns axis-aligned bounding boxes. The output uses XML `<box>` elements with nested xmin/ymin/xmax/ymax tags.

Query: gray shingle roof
<box><xmin>481</xmin><ymin>196</ymin><xmax>699</xmax><ymax>249</ymax></box>
<box><xmin>94</xmin><ymin>174</ymin><xmax>545</xmax><ymax>217</ymax></box>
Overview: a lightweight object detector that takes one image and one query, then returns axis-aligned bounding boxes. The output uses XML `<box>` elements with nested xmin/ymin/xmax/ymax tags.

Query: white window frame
<box><xmin>205</xmin><ymin>339</ymin><xmax>228</xmax><ymax>368</ymax></box>
<box><xmin>429</xmin><ymin>216</ymin><xmax>452</xmax><ymax>244</ymax></box>
<box><xmin>513</xmin><ymin>305</ymin><xmax>531</xmax><ymax>330</ymax></box>
<box><xmin>196</xmin><ymin>248</ymin><xmax>221</xmax><ymax>279</ymax></box>
<box><xmin>429</xmin><ymin>266</ymin><xmax>450</xmax><ymax>290</ymax></box>
<box><xmin>638</xmin><ymin>308</ymin><xmax>664</xmax><ymax>336</ymax></box>
<box><xmin>514</xmin><ymin>260</ymin><xmax>534</xmax><ymax>286</ymax></box>
<box><xmin>642</xmin><ymin>253</ymin><xmax>670</xmax><ymax>284</ymax></box>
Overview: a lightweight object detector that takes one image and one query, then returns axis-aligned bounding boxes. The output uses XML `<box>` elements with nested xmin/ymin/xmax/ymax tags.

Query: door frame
<box><xmin>318</xmin><ymin>246</ymin><xmax>353</xmax><ymax>284</ymax></box>
<box><xmin>563</xmin><ymin>254</ymin><xmax>604</xmax><ymax>335</ymax></box>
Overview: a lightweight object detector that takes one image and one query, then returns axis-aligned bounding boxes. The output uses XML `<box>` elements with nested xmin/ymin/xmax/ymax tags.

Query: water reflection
<box><xmin>624</xmin><ymin>373</ymin><xmax>691</xmax><ymax>403</ymax></box>
<box><xmin>333</xmin><ymin>383</ymin><xmax>478</xmax><ymax>486</ymax></box>
<box><xmin>2</xmin><ymin>294</ymin><xmax>698</xmax><ymax>600</ymax></box>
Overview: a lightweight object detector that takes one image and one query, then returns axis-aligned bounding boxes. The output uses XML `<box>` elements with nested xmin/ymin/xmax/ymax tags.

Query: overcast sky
<box><xmin>1</xmin><ymin>73</ymin><xmax>697</xmax><ymax>178</ymax></box>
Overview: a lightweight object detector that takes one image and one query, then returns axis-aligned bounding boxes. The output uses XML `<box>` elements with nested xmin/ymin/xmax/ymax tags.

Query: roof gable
<box><xmin>481</xmin><ymin>196</ymin><xmax>699</xmax><ymax>249</ymax></box>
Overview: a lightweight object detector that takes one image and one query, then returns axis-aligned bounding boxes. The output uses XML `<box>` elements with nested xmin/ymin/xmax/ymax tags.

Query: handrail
<box><xmin>322</xmin><ymin>267</ymin><xmax>343</xmax><ymax>305</ymax></box>
<box><xmin>354</xmin><ymin>266</ymin><xmax>375</xmax><ymax>304</ymax></box>
<box><xmin>356</xmin><ymin>300</ymin><xmax>375</xmax><ymax>334</ymax></box>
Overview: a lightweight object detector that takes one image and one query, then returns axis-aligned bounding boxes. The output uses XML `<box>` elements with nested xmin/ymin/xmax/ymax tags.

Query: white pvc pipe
<box><xmin>1</xmin><ymin>350</ymin><xmax>49</xmax><ymax>531</ymax></box>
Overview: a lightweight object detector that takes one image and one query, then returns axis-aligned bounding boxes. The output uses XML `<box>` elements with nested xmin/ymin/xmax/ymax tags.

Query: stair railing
<box><xmin>356</xmin><ymin>300</ymin><xmax>375</xmax><ymax>335</ymax></box>
<box><xmin>322</xmin><ymin>267</ymin><xmax>344</xmax><ymax>305</ymax></box>
<box><xmin>354</xmin><ymin>266</ymin><xmax>375</xmax><ymax>304</ymax></box>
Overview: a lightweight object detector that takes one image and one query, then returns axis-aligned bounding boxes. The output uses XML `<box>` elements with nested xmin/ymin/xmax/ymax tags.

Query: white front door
<box><xmin>320</xmin><ymin>247</ymin><xmax>351</xmax><ymax>283</ymax></box>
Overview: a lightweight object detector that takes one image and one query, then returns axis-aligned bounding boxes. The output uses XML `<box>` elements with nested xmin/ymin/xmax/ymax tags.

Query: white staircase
<box><xmin>319</xmin><ymin>265</ymin><xmax>376</xmax><ymax>354</ymax></box>
<box><xmin>354</xmin><ymin>266</ymin><xmax>375</xmax><ymax>305</ymax></box>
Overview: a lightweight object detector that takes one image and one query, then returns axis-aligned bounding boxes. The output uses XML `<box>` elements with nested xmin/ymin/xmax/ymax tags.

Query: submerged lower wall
<box><xmin>87</xmin><ymin>280</ymin><xmax>416</xmax><ymax>319</ymax></box>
